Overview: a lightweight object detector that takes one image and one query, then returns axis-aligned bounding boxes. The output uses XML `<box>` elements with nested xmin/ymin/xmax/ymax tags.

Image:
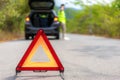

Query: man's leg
<box><xmin>61</xmin><ymin>22</ymin><xmax>66</xmax><ymax>39</ymax></box>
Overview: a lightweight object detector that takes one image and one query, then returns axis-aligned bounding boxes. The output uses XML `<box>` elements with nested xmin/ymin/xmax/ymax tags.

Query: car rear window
<box><xmin>31</xmin><ymin>2</ymin><xmax>53</xmax><ymax>9</ymax></box>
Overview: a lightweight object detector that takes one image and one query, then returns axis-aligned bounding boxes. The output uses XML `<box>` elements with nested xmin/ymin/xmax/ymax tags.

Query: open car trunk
<box><xmin>30</xmin><ymin>12</ymin><xmax>54</xmax><ymax>28</ymax></box>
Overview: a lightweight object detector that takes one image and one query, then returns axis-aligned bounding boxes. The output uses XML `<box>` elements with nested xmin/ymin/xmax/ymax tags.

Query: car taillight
<box><xmin>54</xmin><ymin>17</ymin><xmax>58</xmax><ymax>22</ymax></box>
<box><xmin>25</xmin><ymin>17</ymin><xmax>30</xmax><ymax>22</ymax></box>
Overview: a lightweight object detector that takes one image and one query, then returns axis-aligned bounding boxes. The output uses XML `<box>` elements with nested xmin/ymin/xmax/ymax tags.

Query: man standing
<box><xmin>58</xmin><ymin>4</ymin><xmax>66</xmax><ymax>39</ymax></box>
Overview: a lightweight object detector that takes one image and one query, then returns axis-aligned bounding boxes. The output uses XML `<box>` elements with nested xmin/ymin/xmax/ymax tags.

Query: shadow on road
<box><xmin>69</xmin><ymin>45</ymin><xmax>120</xmax><ymax>59</ymax></box>
<box><xmin>12</xmin><ymin>37</ymin><xmax>59</xmax><ymax>42</ymax></box>
<box><xmin>4</xmin><ymin>75</ymin><xmax>16</xmax><ymax>80</ymax></box>
<box><xmin>4</xmin><ymin>75</ymin><xmax>62</xmax><ymax>80</ymax></box>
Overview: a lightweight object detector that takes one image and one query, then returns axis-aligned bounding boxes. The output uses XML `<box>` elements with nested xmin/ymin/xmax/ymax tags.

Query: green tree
<box><xmin>112</xmin><ymin>0</ymin><xmax>120</xmax><ymax>9</ymax></box>
<box><xmin>66</xmin><ymin>0</ymin><xmax>120</xmax><ymax>38</ymax></box>
<box><xmin>0</xmin><ymin>0</ymin><xmax>29</xmax><ymax>32</ymax></box>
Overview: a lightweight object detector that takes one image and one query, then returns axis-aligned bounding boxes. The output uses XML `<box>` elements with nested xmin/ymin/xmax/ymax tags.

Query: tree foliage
<box><xmin>67</xmin><ymin>0</ymin><xmax>120</xmax><ymax>38</ymax></box>
<box><xmin>0</xmin><ymin>0</ymin><xmax>120</xmax><ymax>38</ymax></box>
<box><xmin>112</xmin><ymin>0</ymin><xmax>120</xmax><ymax>9</ymax></box>
<box><xmin>0</xmin><ymin>0</ymin><xmax>29</xmax><ymax>32</ymax></box>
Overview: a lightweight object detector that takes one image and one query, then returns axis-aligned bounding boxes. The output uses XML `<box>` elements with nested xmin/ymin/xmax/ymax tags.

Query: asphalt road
<box><xmin>0</xmin><ymin>34</ymin><xmax>120</xmax><ymax>80</ymax></box>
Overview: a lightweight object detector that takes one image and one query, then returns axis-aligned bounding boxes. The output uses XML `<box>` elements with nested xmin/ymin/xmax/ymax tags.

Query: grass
<box><xmin>0</xmin><ymin>31</ymin><xmax>24</xmax><ymax>42</ymax></box>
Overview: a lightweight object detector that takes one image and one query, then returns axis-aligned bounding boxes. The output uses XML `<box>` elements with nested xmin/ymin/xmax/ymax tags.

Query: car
<box><xmin>25</xmin><ymin>0</ymin><xmax>60</xmax><ymax>40</ymax></box>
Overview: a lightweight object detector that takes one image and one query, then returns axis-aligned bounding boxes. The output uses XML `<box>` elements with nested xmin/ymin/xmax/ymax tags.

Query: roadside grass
<box><xmin>0</xmin><ymin>31</ymin><xmax>24</xmax><ymax>42</ymax></box>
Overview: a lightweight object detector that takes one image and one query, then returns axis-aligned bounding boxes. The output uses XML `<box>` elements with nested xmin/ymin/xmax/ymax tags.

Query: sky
<box><xmin>55</xmin><ymin>0</ymin><xmax>114</xmax><ymax>9</ymax></box>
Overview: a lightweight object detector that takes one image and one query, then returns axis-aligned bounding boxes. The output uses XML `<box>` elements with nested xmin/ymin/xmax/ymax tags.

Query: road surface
<box><xmin>0</xmin><ymin>34</ymin><xmax>120</xmax><ymax>80</ymax></box>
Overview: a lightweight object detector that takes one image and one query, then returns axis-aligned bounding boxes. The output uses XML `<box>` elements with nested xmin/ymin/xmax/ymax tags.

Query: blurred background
<box><xmin>0</xmin><ymin>0</ymin><xmax>120</xmax><ymax>41</ymax></box>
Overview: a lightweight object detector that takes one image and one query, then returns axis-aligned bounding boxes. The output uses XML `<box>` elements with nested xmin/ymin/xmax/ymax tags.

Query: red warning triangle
<box><xmin>16</xmin><ymin>30</ymin><xmax>64</xmax><ymax>72</ymax></box>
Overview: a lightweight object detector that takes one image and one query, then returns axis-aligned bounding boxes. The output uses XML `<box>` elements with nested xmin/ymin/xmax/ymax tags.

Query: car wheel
<box><xmin>55</xmin><ymin>33</ymin><xmax>60</xmax><ymax>39</ymax></box>
<box><xmin>32</xmin><ymin>35</ymin><xmax>34</xmax><ymax>39</ymax></box>
<box><xmin>25</xmin><ymin>34</ymin><xmax>29</xmax><ymax>40</ymax></box>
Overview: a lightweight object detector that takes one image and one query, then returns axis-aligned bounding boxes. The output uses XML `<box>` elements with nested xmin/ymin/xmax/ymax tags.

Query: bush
<box><xmin>0</xmin><ymin>0</ymin><xmax>29</xmax><ymax>33</ymax></box>
<box><xmin>66</xmin><ymin>4</ymin><xmax>120</xmax><ymax>38</ymax></box>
